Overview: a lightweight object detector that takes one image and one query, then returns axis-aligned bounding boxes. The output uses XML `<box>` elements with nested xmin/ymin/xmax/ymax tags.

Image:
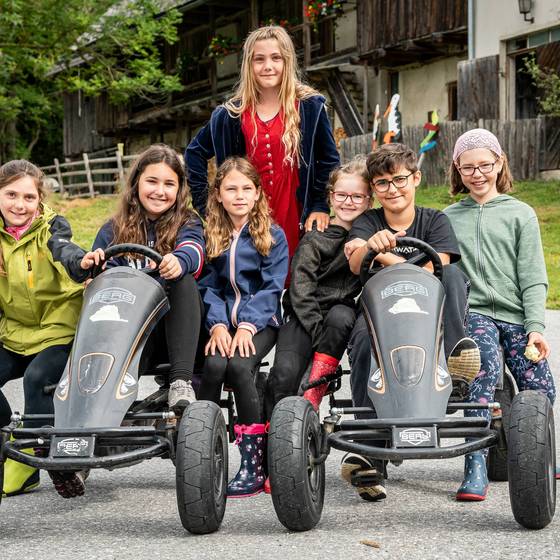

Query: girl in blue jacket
<box><xmin>91</xmin><ymin>144</ymin><xmax>205</xmax><ymax>413</ymax></box>
<box><xmin>198</xmin><ymin>157</ymin><xmax>288</xmax><ymax>498</ymax></box>
<box><xmin>186</xmin><ymin>25</ymin><xmax>339</xmax><ymax>259</ymax></box>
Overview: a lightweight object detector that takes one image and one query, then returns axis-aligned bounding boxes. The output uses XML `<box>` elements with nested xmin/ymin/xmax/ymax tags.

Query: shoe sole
<box><xmin>2</xmin><ymin>479</ymin><xmax>40</xmax><ymax>498</ymax></box>
<box><xmin>448</xmin><ymin>350</ymin><xmax>481</xmax><ymax>382</ymax></box>
<box><xmin>456</xmin><ymin>491</ymin><xmax>487</xmax><ymax>501</ymax></box>
<box><xmin>227</xmin><ymin>489</ymin><xmax>264</xmax><ymax>498</ymax></box>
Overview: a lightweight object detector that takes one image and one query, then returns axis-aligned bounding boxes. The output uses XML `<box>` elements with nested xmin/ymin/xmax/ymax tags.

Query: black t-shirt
<box><xmin>349</xmin><ymin>206</ymin><xmax>461</xmax><ymax>263</ymax></box>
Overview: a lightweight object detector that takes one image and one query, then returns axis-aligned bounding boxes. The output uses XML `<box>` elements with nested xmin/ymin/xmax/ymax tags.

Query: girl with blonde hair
<box><xmin>186</xmin><ymin>25</ymin><xmax>340</xmax><ymax>258</ymax></box>
<box><xmin>198</xmin><ymin>157</ymin><xmax>288</xmax><ymax>498</ymax></box>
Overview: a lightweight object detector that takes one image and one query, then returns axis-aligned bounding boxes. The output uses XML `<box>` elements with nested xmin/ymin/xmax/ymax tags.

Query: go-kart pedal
<box><xmin>340</xmin><ymin>454</ymin><xmax>387</xmax><ymax>502</ymax></box>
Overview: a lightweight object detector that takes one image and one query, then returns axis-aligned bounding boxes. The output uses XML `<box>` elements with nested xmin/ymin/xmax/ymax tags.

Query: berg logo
<box><xmin>399</xmin><ymin>428</ymin><xmax>432</xmax><ymax>446</ymax></box>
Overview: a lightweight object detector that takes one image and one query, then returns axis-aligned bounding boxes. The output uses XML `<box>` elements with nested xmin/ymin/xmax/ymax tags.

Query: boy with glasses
<box><xmin>340</xmin><ymin>143</ymin><xmax>481</xmax><ymax>502</ymax></box>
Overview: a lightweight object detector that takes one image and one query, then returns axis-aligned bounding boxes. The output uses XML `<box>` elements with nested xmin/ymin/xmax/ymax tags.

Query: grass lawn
<box><xmin>47</xmin><ymin>180</ymin><xmax>560</xmax><ymax>309</ymax></box>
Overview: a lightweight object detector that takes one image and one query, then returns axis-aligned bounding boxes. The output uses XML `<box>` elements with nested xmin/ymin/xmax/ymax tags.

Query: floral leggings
<box><xmin>466</xmin><ymin>312</ymin><xmax>555</xmax><ymax>426</ymax></box>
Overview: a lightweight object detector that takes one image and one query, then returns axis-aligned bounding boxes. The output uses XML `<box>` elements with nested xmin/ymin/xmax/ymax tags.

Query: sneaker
<box><xmin>168</xmin><ymin>379</ymin><xmax>196</xmax><ymax>411</ymax></box>
<box><xmin>49</xmin><ymin>470</ymin><xmax>88</xmax><ymax>499</ymax></box>
<box><xmin>2</xmin><ymin>456</ymin><xmax>40</xmax><ymax>497</ymax></box>
<box><xmin>448</xmin><ymin>338</ymin><xmax>481</xmax><ymax>385</ymax></box>
<box><xmin>340</xmin><ymin>454</ymin><xmax>387</xmax><ymax>502</ymax></box>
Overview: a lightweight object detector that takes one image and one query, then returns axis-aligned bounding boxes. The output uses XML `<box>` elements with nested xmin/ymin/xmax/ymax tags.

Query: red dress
<box><xmin>241</xmin><ymin>109</ymin><xmax>301</xmax><ymax>259</ymax></box>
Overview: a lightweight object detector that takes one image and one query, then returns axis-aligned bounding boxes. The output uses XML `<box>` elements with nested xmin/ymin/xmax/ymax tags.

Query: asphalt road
<box><xmin>1</xmin><ymin>311</ymin><xmax>560</xmax><ymax>560</ymax></box>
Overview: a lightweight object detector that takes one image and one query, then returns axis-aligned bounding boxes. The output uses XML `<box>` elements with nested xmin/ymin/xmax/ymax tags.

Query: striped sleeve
<box><xmin>173</xmin><ymin>217</ymin><xmax>206</xmax><ymax>280</ymax></box>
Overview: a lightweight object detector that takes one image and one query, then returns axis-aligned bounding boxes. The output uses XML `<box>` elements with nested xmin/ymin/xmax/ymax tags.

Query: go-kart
<box><xmin>267</xmin><ymin>237</ymin><xmax>556</xmax><ymax>532</ymax></box>
<box><xmin>0</xmin><ymin>244</ymin><xmax>228</xmax><ymax>535</ymax></box>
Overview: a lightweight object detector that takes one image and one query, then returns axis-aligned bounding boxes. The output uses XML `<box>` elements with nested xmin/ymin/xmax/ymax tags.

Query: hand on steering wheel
<box><xmin>91</xmin><ymin>243</ymin><xmax>164</xmax><ymax>278</ymax></box>
<box><xmin>360</xmin><ymin>236</ymin><xmax>443</xmax><ymax>285</ymax></box>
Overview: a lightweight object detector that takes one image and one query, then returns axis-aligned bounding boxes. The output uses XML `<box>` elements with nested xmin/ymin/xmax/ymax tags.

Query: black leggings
<box><xmin>0</xmin><ymin>342</ymin><xmax>72</xmax><ymax>428</ymax></box>
<box><xmin>198</xmin><ymin>327</ymin><xmax>277</xmax><ymax>425</ymax></box>
<box><xmin>140</xmin><ymin>273</ymin><xmax>204</xmax><ymax>383</ymax></box>
<box><xmin>266</xmin><ymin>304</ymin><xmax>356</xmax><ymax>418</ymax></box>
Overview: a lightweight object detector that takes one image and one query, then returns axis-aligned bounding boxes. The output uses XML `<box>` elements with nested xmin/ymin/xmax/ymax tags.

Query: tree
<box><xmin>523</xmin><ymin>54</ymin><xmax>560</xmax><ymax>117</ymax></box>
<box><xmin>0</xmin><ymin>0</ymin><xmax>182</xmax><ymax>164</ymax></box>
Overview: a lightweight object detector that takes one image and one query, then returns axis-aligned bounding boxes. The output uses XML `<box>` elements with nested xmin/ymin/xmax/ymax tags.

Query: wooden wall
<box><xmin>457</xmin><ymin>55</ymin><xmax>499</xmax><ymax>121</ymax></box>
<box><xmin>340</xmin><ymin>118</ymin><xmax>555</xmax><ymax>184</ymax></box>
<box><xmin>63</xmin><ymin>93</ymin><xmax>116</xmax><ymax>158</ymax></box>
<box><xmin>358</xmin><ymin>0</ymin><xmax>467</xmax><ymax>54</ymax></box>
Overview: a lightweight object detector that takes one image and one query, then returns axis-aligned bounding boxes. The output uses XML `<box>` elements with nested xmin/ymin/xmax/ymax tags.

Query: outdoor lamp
<box><xmin>518</xmin><ymin>0</ymin><xmax>535</xmax><ymax>23</ymax></box>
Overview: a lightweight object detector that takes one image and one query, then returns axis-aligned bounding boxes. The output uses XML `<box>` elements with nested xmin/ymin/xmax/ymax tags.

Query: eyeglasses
<box><xmin>331</xmin><ymin>192</ymin><xmax>370</xmax><ymax>204</ymax></box>
<box><xmin>372</xmin><ymin>171</ymin><xmax>415</xmax><ymax>193</ymax></box>
<box><xmin>457</xmin><ymin>161</ymin><xmax>497</xmax><ymax>176</ymax></box>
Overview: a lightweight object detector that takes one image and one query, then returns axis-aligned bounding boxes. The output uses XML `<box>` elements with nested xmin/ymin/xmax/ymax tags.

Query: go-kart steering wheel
<box><xmin>91</xmin><ymin>243</ymin><xmax>163</xmax><ymax>278</ymax></box>
<box><xmin>359</xmin><ymin>236</ymin><xmax>443</xmax><ymax>285</ymax></box>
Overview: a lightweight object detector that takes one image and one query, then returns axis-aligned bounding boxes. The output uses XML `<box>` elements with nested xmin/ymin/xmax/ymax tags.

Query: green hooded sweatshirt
<box><xmin>444</xmin><ymin>195</ymin><xmax>547</xmax><ymax>334</ymax></box>
<box><xmin>0</xmin><ymin>205</ymin><xmax>87</xmax><ymax>355</ymax></box>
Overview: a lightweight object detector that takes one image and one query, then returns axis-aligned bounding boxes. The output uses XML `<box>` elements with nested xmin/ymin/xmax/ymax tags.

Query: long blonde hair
<box><xmin>110</xmin><ymin>144</ymin><xmax>197</xmax><ymax>254</ymax></box>
<box><xmin>224</xmin><ymin>25</ymin><xmax>319</xmax><ymax>166</ymax></box>
<box><xmin>0</xmin><ymin>160</ymin><xmax>47</xmax><ymax>276</ymax></box>
<box><xmin>206</xmin><ymin>157</ymin><xmax>273</xmax><ymax>259</ymax></box>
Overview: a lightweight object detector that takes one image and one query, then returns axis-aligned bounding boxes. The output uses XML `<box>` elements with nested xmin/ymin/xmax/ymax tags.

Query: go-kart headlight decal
<box><xmin>435</xmin><ymin>365</ymin><xmax>451</xmax><ymax>391</ymax></box>
<box><xmin>390</xmin><ymin>346</ymin><xmax>425</xmax><ymax>387</ymax></box>
<box><xmin>56</xmin><ymin>369</ymin><xmax>70</xmax><ymax>401</ymax></box>
<box><xmin>118</xmin><ymin>372</ymin><xmax>137</xmax><ymax>397</ymax></box>
<box><xmin>369</xmin><ymin>368</ymin><xmax>385</xmax><ymax>394</ymax></box>
<box><xmin>78</xmin><ymin>353</ymin><xmax>114</xmax><ymax>394</ymax></box>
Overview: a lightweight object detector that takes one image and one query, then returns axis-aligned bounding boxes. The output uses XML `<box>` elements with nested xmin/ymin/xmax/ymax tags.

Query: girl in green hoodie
<box><xmin>444</xmin><ymin>129</ymin><xmax>555</xmax><ymax>502</ymax></box>
<box><xmin>0</xmin><ymin>160</ymin><xmax>91</xmax><ymax>499</ymax></box>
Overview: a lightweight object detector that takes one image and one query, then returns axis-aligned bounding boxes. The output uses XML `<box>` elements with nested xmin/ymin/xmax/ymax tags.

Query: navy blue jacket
<box><xmin>92</xmin><ymin>217</ymin><xmax>205</xmax><ymax>281</ymax></box>
<box><xmin>185</xmin><ymin>95</ymin><xmax>340</xmax><ymax>222</ymax></box>
<box><xmin>198</xmin><ymin>225</ymin><xmax>289</xmax><ymax>334</ymax></box>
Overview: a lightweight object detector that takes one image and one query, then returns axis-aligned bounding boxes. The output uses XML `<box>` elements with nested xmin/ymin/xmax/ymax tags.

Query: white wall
<box><xmin>398</xmin><ymin>56</ymin><xmax>465</xmax><ymax>126</ymax></box>
<box><xmin>474</xmin><ymin>0</ymin><xmax>560</xmax><ymax>58</ymax></box>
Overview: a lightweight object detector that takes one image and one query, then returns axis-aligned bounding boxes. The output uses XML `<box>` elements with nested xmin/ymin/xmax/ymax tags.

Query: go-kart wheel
<box><xmin>487</xmin><ymin>371</ymin><xmax>516</xmax><ymax>481</ymax></box>
<box><xmin>360</xmin><ymin>236</ymin><xmax>443</xmax><ymax>285</ymax></box>
<box><xmin>175</xmin><ymin>401</ymin><xmax>228</xmax><ymax>534</ymax></box>
<box><xmin>92</xmin><ymin>243</ymin><xmax>163</xmax><ymax>278</ymax></box>
<box><xmin>268</xmin><ymin>397</ymin><xmax>325</xmax><ymax>531</ymax></box>
<box><xmin>507</xmin><ymin>390</ymin><xmax>556</xmax><ymax>529</ymax></box>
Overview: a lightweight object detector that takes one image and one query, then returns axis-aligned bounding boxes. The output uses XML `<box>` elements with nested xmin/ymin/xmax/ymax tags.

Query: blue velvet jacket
<box><xmin>198</xmin><ymin>225</ymin><xmax>288</xmax><ymax>335</ymax></box>
<box><xmin>185</xmin><ymin>95</ymin><xmax>340</xmax><ymax>223</ymax></box>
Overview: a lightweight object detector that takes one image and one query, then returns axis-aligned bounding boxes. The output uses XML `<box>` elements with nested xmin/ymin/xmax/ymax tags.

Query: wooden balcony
<box><xmin>357</xmin><ymin>0</ymin><xmax>467</xmax><ymax>66</ymax></box>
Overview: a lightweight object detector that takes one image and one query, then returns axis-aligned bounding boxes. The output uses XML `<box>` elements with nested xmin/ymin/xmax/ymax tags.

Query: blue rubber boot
<box><xmin>227</xmin><ymin>424</ymin><xmax>266</xmax><ymax>498</ymax></box>
<box><xmin>456</xmin><ymin>452</ymin><xmax>489</xmax><ymax>501</ymax></box>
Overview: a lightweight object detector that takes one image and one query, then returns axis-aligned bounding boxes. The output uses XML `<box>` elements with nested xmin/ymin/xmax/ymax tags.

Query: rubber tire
<box><xmin>268</xmin><ymin>396</ymin><xmax>325</xmax><ymax>532</ymax></box>
<box><xmin>175</xmin><ymin>401</ymin><xmax>228</xmax><ymax>534</ymax></box>
<box><xmin>507</xmin><ymin>390</ymin><xmax>556</xmax><ymax>530</ymax></box>
<box><xmin>487</xmin><ymin>372</ymin><xmax>516</xmax><ymax>481</ymax></box>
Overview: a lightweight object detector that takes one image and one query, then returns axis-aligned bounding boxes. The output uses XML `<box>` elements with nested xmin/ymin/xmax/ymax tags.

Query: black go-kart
<box><xmin>267</xmin><ymin>237</ymin><xmax>556</xmax><ymax>532</ymax></box>
<box><xmin>0</xmin><ymin>244</ymin><xmax>229</xmax><ymax>535</ymax></box>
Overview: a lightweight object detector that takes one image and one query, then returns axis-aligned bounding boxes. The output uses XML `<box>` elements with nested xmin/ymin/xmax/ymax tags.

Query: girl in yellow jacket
<box><xmin>0</xmin><ymin>160</ymin><xmax>92</xmax><ymax>498</ymax></box>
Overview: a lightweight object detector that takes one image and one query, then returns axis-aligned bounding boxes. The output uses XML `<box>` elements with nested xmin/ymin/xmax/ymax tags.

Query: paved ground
<box><xmin>1</xmin><ymin>311</ymin><xmax>559</xmax><ymax>559</ymax></box>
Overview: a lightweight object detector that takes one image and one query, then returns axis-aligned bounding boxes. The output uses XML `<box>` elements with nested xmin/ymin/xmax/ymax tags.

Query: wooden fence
<box><xmin>339</xmin><ymin>117</ymin><xmax>558</xmax><ymax>185</ymax></box>
<box><xmin>41</xmin><ymin>150</ymin><xmax>136</xmax><ymax>198</ymax></box>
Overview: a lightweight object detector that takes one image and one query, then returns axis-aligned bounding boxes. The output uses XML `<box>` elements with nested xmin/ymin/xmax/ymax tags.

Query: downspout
<box><xmin>468</xmin><ymin>0</ymin><xmax>475</xmax><ymax>60</ymax></box>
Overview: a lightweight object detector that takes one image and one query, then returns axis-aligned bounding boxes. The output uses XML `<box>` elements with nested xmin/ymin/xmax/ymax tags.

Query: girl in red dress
<box><xmin>186</xmin><ymin>25</ymin><xmax>340</xmax><ymax>258</ymax></box>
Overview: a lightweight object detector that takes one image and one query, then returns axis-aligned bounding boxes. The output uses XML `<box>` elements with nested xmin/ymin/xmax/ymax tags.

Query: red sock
<box><xmin>303</xmin><ymin>353</ymin><xmax>339</xmax><ymax>411</ymax></box>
